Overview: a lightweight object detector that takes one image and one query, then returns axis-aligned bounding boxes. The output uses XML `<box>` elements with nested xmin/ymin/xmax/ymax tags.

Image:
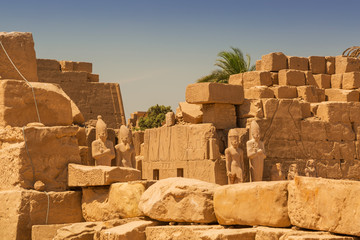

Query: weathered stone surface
<box><xmin>60</xmin><ymin>60</ymin><xmax>92</xmax><ymax>73</ymax></box>
<box><xmin>146</xmin><ymin>226</ymin><xmax>225</xmax><ymax>240</ymax></box>
<box><xmin>297</xmin><ymin>86</ymin><xmax>319</xmax><ymax>103</ymax></box>
<box><xmin>286</xmin><ymin>235</ymin><xmax>356</xmax><ymax>240</ymax></box>
<box><xmin>228</xmin><ymin>73</ymin><xmax>243</xmax><ymax>85</ymax></box>
<box><xmin>331</xmin><ymin>74</ymin><xmax>343</xmax><ymax>89</ymax></box>
<box><xmin>37</xmin><ymin>59</ymin><xmax>60</xmax><ymax>71</ymax></box>
<box><xmin>71</xmin><ymin>100</ymin><xmax>85</xmax><ymax>125</ymax></box>
<box><xmin>203</xmin><ymin>103</ymin><xmax>236</xmax><ymax>129</ymax></box>
<box><xmin>237</xmin><ymin>99</ymin><xmax>264</xmax><ymax>118</ymax></box>
<box><xmin>255</xmin><ymin>227</ymin><xmax>343</xmax><ymax>240</ymax></box>
<box><xmin>53</xmin><ymin>222</ymin><xmax>106</xmax><ymax>240</ymax></box>
<box><xmin>243</xmin><ymin>71</ymin><xmax>272</xmax><ymax>89</ymax></box>
<box><xmin>95</xmin><ymin>220</ymin><xmax>159</xmax><ymax>240</ymax></box>
<box><xmin>309</xmin><ymin>56</ymin><xmax>326</xmax><ymax>74</ymax></box>
<box><xmin>139</xmin><ymin>177</ymin><xmax>218</xmax><ymax>223</ymax></box>
<box><xmin>0</xmin><ymin>80</ymin><xmax>73</xmax><ymax>127</ymax></box>
<box><xmin>0</xmin><ymin>190</ymin><xmax>83</xmax><ymax>240</ymax></box>
<box><xmin>81</xmin><ymin>181</ymin><xmax>153</xmax><ymax>221</ymax></box>
<box><xmin>68</xmin><ymin>164</ymin><xmax>141</xmax><ymax>187</ymax></box>
<box><xmin>288</xmin><ymin>176</ymin><xmax>360</xmax><ymax>236</ymax></box>
<box><xmin>186</xmin><ymin>82</ymin><xmax>244</xmax><ymax>104</ymax></box>
<box><xmin>0</xmin><ymin>126</ymin><xmax>80</xmax><ymax>191</ymax></box>
<box><xmin>214</xmin><ymin>181</ymin><xmax>290</xmax><ymax>227</ymax></box>
<box><xmin>300</xmin><ymin>118</ymin><xmax>327</xmax><ymax>141</ymax></box>
<box><xmin>261</xmin><ymin>52</ymin><xmax>288</xmax><ymax>71</ymax></box>
<box><xmin>313</xmin><ymin>74</ymin><xmax>331</xmax><ymax>89</ymax></box>
<box><xmin>179</xmin><ymin>102</ymin><xmax>203</xmax><ymax>124</ymax></box>
<box><xmin>279</xmin><ymin>69</ymin><xmax>306</xmax><ymax>86</ymax></box>
<box><xmin>245</xmin><ymin>86</ymin><xmax>274</xmax><ymax>99</ymax></box>
<box><xmin>326</xmin><ymin>56</ymin><xmax>336</xmax><ymax>74</ymax></box>
<box><xmin>342</xmin><ymin>72</ymin><xmax>360</xmax><ymax>89</ymax></box>
<box><xmin>0</xmin><ymin>32</ymin><xmax>38</xmax><ymax>82</ymax></box>
<box><xmin>288</xmin><ymin>56</ymin><xmax>309</xmax><ymax>71</ymax></box>
<box><xmin>256</xmin><ymin>60</ymin><xmax>262</xmax><ymax>70</ymax></box>
<box><xmin>325</xmin><ymin>89</ymin><xmax>359</xmax><ymax>102</ymax></box>
<box><xmin>272</xmin><ymin>86</ymin><xmax>297</xmax><ymax>99</ymax></box>
<box><xmin>316</xmin><ymin>102</ymin><xmax>350</xmax><ymax>123</ymax></box>
<box><xmin>335</xmin><ymin>56</ymin><xmax>360</xmax><ymax>74</ymax></box>
<box><xmin>271</xmin><ymin>72</ymin><xmax>279</xmax><ymax>85</ymax></box>
<box><xmin>32</xmin><ymin>224</ymin><xmax>72</xmax><ymax>240</ymax></box>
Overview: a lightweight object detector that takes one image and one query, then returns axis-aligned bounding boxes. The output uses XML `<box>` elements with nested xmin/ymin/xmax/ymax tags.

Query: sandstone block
<box><xmin>132</xmin><ymin>131</ymin><xmax>145</xmax><ymax>156</ymax></box>
<box><xmin>145</xmin><ymin>226</ymin><xmax>226</xmax><ymax>240</ymax></box>
<box><xmin>317</xmin><ymin>88</ymin><xmax>326</xmax><ymax>102</ymax></box>
<box><xmin>326</xmin><ymin>56</ymin><xmax>335</xmax><ymax>74</ymax></box>
<box><xmin>87</xmin><ymin>73</ymin><xmax>99</xmax><ymax>82</ymax></box>
<box><xmin>179</xmin><ymin>102</ymin><xmax>203</xmax><ymax>124</ymax></box>
<box><xmin>74</xmin><ymin>61</ymin><xmax>92</xmax><ymax>73</ymax></box>
<box><xmin>309</xmin><ymin>56</ymin><xmax>326</xmax><ymax>74</ymax></box>
<box><xmin>270</xmin><ymin>72</ymin><xmax>279</xmax><ymax>85</ymax></box>
<box><xmin>0</xmin><ymin>80</ymin><xmax>73</xmax><ymax>127</ymax></box>
<box><xmin>279</xmin><ymin>69</ymin><xmax>306</xmax><ymax>86</ymax></box>
<box><xmin>256</xmin><ymin>60</ymin><xmax>262</xmax><ymax>70</ymax></box>
<box><xmin>300</xmin><ymin>101</ymin><xmax>312</xmax><ymax>118</ymax></box>
<box><xmin>203</xmin><ymin>103</ymin><xmax>236</xmax><ymax>129</ymax></box>
<box><xmin>228</xmin><ymin>73</ymin><xmax>243</xmax><ymax>85</ymax></box>
<box><xmin>32</xmin><ymin>224</ymin><xmax>72</xmax><ymax>240</ymax></box>
<box><xmin>288</xmin><ymin>176</ymin><xmax>360</xmax><ymax>236</ymax></box>
<box><xmin>68</xmin><ymin>164</ymin><xmax>141</xmax><ymax>187</ymax></box>
<box><xmin>313</xmin><ymin>74</ymin><xmax>331</xmax><ymax>89</ymax></box>
<box><xmin>325</xmin><ymin>122</ymin><xmax>355</xmax><ymax>141</ymax></box>
<box><xmin>286</xmin><ymin>235</ymin><xmax>356</xmax><ymax>240</ymax></box>
<box><xmin>53</xmin><ymin>222</ymin><xmax>106</xmax><ymax>240</ymax></box>
<box><xmin>271</xmin><ymin>85</ymin><xmax>297</xmax><ymax>99</ymax></box>
<box><xmin>37</xmin><ymin>59</ymin><xmax>61</xmax><ymax>71</ymax></box>
<box><xmin>335</xmin><ymin>56</ymin><xmax>360</xmax><ymax>73</ymax></box>
<box><xmin>300</xmin><ymin>118</ymin><xmax>327</xmax><ymax>141</ymax></box>
<box><xmin>331</xmin><ymin>74</ymin><xmax>343</xmax><ymax>89</ymax></box>
<box><xmin>0</xmin><ymin>190</ymin><xmax>83</xmax><ymax>240</ymax></box>
<box><xmin>305</xmin><ymin>71</ymin><xmax>316</xmax><ymax>85</ymax></box>
<box><xmin>288</xmin><ymin>56</ymin><xmax>309</xmax><ymax>71</ymax></box>
<box><xmin>342</xmin><ymin>72</ymin><xmax>360</xmax><ymax>89</ymax></box>
<box><xmin>316</xmin><ymin>102</ymin><xmax>350</xmax><ymax>123</ymax></box>
<box><xmin>214</xmin><ymin>181</ymin><xmax>290</xmax><ymax>227</ymax></box>
<box><xmin>263</xmin><ymin>99</ymin><xmax>302</xmax><ymax>120</ymax></box>
<box><xmin>70</xmin><ymin>100</ymin><xmax>85</xmax><ymax>125</ymax></box>
<box><xmin>0</xmin><ymin>126</ymin><xmax>81</xmax><ymax>191</ymax></box>
<box><xmin>243</xmin><ymin>71</ymin><xmax>272</xmax><ymax>89</ymax></box>
<box><xmin>95</xmin><ymin>220</ymin><xmax>159</xmax><ymax>240</ymax></box>
<box><xmin>237</xmin><ymin>99</ymin><xmax>264</xmax><ymax>118</ymax></box>
<box><xmin>139</xmin><ymin>177</ymin><xmax>218</xmax><ymax>223</ymax></box>
<box><xmin>82</xmin><ymin>181</ymin><xmax>153</xmax><ymax>221</ymax></box>
<box><xmin>255</xmin><ymin>226</ymin><xmax>334</xmax><ymax>240</ymax></box>
<box><xmin>244</xmin><ymin>86</ymin><xmax>274</xmax><ymax>99</ymax></box>
<box><xmin>0</xmin><ymin>32</ymin><xmax>38</xmax><ymax>82</ymax></box>
<box><xmin>186</xmin><ymin>82</ymin><xmax>244</xmax><ymax>104</ymax></box>
<box><xmin>297</xmin><ymin>86</ymin><xmax>319</xmax><ymax>103</ymax></box>
<box><xmin>325</xmin><ymin>89</ymin><xmax>359</xmax><ymax>102</ymax></box>
<box><xmin>261</xmin><ymin>52</ymin><xmax>288</xmax><ymax>71</ymax></box>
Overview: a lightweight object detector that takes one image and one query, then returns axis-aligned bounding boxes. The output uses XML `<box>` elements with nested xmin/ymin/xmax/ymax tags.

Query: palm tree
<box><xmin>197</xmin><ymin>47</ymin><xmax>255</xmax><ymax>83</ymax></box>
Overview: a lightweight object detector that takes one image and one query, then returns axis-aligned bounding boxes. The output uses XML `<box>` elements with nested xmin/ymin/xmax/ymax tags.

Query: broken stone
<box><xmin>53</xmin><ymin>222</ymin><xmax>106</xmax><ymax>240</ymax></box>
<box><xmin>288</xmin><ymin>56</ymin><xmax>309</xmax><ymax>71</ymax></box>
<box><xmin>261</xmin><ymin>52</ymin><xmax>288</xmax><ymax>71</ymax></box>
<box><xmin>32</xmin><ymin>224</ymin><xmax>72</xmax><ymax>240</ymax></box>
<box><xmin>244</xmin><ymin>86</ymin><xmax>275</xmax><ymax>99</ymax></box>
<box><xmin>203</xmin><ymin>103</ymin><xmax>236</xmax><ymax>129</ymax></box>
<box><xmin>139</xmin><ymin>177</ymin><xmax>218</xmax><ymax>223</ymax></box>
<box><xmin>335</xmin><ymin>56</ymin><xmax>360</xmax><ymax>74</ymax></box>
<box><xmin>165</xmin><ymin>112</ymin><xmax>176</xmax><ymax>127</ymax></box>
<box><xmin>214</xmin><ymin>181</ymin><xmax>290</xmax><ymax>227</ymax></box>
<box><xmin>342</xmin><ymin>72</ymin><xmax>360</xmax><ymax>89</ymax></box>
<box><xmin>270</xmin><ymin>72</ymin><xmax>279</xmax><ymax>85</ymax></box>
<box><xmin>186</xmin><ymin>82</ymin><xmax>244</xmax><ymax>104</ymax></box>
<box><xmin>278</xmin><ymin>69</ymin><xmax>306</xmax><ymax>86</ymax></box>
<box><xmin>243</xmin><ymin>71</ymin><xmax>272</xmax><ymax>89</ymax></box>
<box><xmin>325</xmin><ymin>56</ymin><xmax>335</xmax><ymax>74</ymax></box>
<box><xmin>178</xmin><ymin>102</ymin><xmax>203</xmax><ymax>124</ymax></box>
<box><xmin>228</xmin><ymin>73</ymin><xmax>243</xmax><ymax>85</ymax></box>
<box><xmin>325</xmin><ymin>89</ymin><xmax>359</xmax><ymax>102</ymax></box>
<box><xmin>297</xmin><ymin>86</ymin><xmax>319</xmax><ymax>103</ymax></box>
<box><xmin>237</xmin><ymin>99</ymin><xmax>264</xmax><ymax>118</ymax></box>
<box><xmin>313</xmin><ymin>74</ymin><xmax>331</xmax><ymax>89</ymax></box>
<box><xmin>271</xmin><ymin>85</ymin><xmax>298</xmax><ymax>99</ymax></box>
<box><xmin>331</xmin><ymin>74</ymin><xmax>343</xmax><ymax>89</ymax></box>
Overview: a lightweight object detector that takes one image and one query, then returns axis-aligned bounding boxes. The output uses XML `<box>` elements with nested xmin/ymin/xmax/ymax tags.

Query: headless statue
<box><xmin>305</xmin><ymin>159</ymin><xmax>316</xmax><ymax>177</ymax></box>
<box><xmin>246</xmin><ymin>120</ymin><xmax>266</xmax><ymax>182</ymax></box>
<box><xmin>288</xmin><ymin>163</ymin><xmax>299</xmax><ymax>180</ymax></box>
<box><xmin>271</xmin><ymin>163</ymin><xmax>285</xmax><ymax>181</ymax></box>
<box><xmin>91</xmin><ymin>115</ymin><xmax>115</xmax><ymax>166</ymax></box>
<box><xmin>115</xmin><ymin>125</ymin><xmax>136</xmax><ymax>168</ymax></box>
<box><xmin>225</xmin><ymin>129</ymin><xmax>244</xmax><ymax>184</ymax></box>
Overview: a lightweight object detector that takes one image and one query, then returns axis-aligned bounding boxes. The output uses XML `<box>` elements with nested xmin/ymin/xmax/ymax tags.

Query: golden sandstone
<box><xmin>2</xmin><ymin>31</ymin><xmax>360</xmax><ymax>239</ymax></box>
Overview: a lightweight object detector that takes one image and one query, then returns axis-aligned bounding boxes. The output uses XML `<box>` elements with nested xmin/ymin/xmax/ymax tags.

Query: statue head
<box><xmin>289</xmin><ymin>163</ymin><xmax>298</xmax><ymax>172</ymax></box>
<box><xmin>250</xmin><ymin>120</ymin><xmax>260</xmax><ymax>142</ymax></box>
<box><xmin>276</xmin><ymin>163</ymin><xmax>282</xmax><ymax>171</ymax></box>
<box><xmin>228</xmin><ymin>129</ymin><xmax>239</xmax><ymax>148</ymax></box>
<box><xmin>120</xmin><ymin>125</ymin><xmax>132</xmax><ymax>145</ymax></box>
<box><xmin>96</xmin><ymin>115</ymin><xmax>107</xmax><ymax>142</ymax></box>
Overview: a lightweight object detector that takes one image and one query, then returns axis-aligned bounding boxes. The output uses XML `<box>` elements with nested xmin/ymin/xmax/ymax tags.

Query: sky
<box><xmin>1</xmin><ymin>0</ymin><xmax>360</xmax><ymax>120</ymax></box>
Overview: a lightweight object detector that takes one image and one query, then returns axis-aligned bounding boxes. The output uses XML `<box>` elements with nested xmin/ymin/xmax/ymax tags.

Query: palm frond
<box><xmin>343</xmin><ymin>46</ymin><xmax>360</xmax><ymax>58</ymax></box>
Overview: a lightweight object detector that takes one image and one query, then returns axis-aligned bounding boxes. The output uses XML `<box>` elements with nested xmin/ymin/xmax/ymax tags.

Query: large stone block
<box><xmin>81</xmin><ymin>181</ymin><xmax>154</xmax><ymax>221</ymax></box>
<box><xmin>0</xmin><ymin>32</ymin><xmax>38</xmax><ymax>82</ymax></box>
<box><xmin>288</xmin><ymin>56</ymin><xmax>309</xmax><ymax>71</ymax></box>
<box><xmin>0</xmin><ymin>190</ymin><xmax>83</xmax><ymax>240</ymax></box>
<box><xmin>326</xmin><ymin>56</ymin><xmax>336</xmax><ymax>74</ymax></box>
<box><xmin>288</xmin><ymin>176</ymin><xmax>360</xmax><ymax>236</ymax></box>
<box><xmin>237</xmin><ymin>99</ymin><xmax>264</xmax><ymax>118</ymax></box>
<box><xmin>0</xmin><ymin>80</ymin><xmax>73</xmax><ymax>127</ymax></box>
<box><xmin>214</xmin><ymin>181</ymin><xmax>290</xmax><ymax>227</ymax></box>
<box><xmin>255</xmin><ymin>227</ymin><xmax>339</xmax><ymax>240</ymax></box>
<box><xmin>261</xmin><ymin>52</ymin><xmax>288</xmax><ymax>71</ymax></box>
<box><xmin>0</xmin><ymin>126</ymin><xmax>81</xmax><ymax>191</ymax></box>
<box><xmin>244</xmin><ymin>86</ymin><xmax>274</xmax><ymax>99</ymax></box>
<box><xmin>325</xmin><ymin>89</ymin><xmax>359</xmax><ymax>102</ymax></box>
<box><xmin>300</xmin><ymin>118</ymin><xmax>327</xmax><ymax>141</ymax></box>
<box><xmin>242</xmin><ymin>71</ymin><xmax>272</xmax><ymax>89</ymax></box>
<box><xmin>313</xmin><ymin>74</ymin><xmax>331</xmax><ymax>89</ymax></box>
<box><xmin>316</xmin><ymin>102</ymin><xmax>350</xmax><ymax>123</ymax></box>
<box><xmin>203</xmin><ymin>103</ymin><xmax>236</xmax><ymax>129</ymax></box>
<box><xmin>279</xmin><ymin>69</ymin><xmax>306</xmax><ymax>86</ymax></box>
<box><xmin>342</xmin><ymin>72</ymin><xmax>360</xmax><ymax>89</ymax></box>
<box><xmin>309</xmin><ymin>56</ymin><xmax>326</xmax><ymax>74</ymax></box>
<box><xmin>68</xmin><ymin>164</ymin><xmax>141</xmax><ymax>187</ymax></box>
<box><xmin>186</xmin><ymin>82</ymin><xmax>244</xmax><ymax>104</ymax></box>
<box><xmin>331</xmin><ymin>74</ymin><xmax>343</xmax><ymax>89</ymax></box>
<box><xmin>53</xmin><ymin>222</ymin><xmax>107</xmax><ymax>240</ymax></box>
<box><xmin>228</xmin><ymin>73</ymin><xmax>243</xmax><ymax>85</ymax></box>
<box><xmin>60</xmin><ymin>60</ymin><xmax>92</xmax><ymax>73</ymax></box>
<box><xmin>297</xmin><ymin>86</ymin><xmax>319</xmax><ymax>103</ymax></box>
<box><xmin>139</xmin><ymin>177</ymin><xmax>218</xmax><ymax>223</ymax></box>
<box><xmin>37</xmin><ymin>59</ymin><xmax>61</xmax><ymax>71</ymax></box>
<box><xmin>178</xmin><ymin>101</ymin><xmax>203</xmax><ymax>124</ymax></box>
<box><xmin>32</xmin><ymin>224</ymin><xmax>72</xmax><ymax>240</ymax></box>
<box><xmin>271</xmin><ymin>86</ymin><xmax>297</xmax><ymax>99</ymax></box>
<box><xmin>335</xmin><ymin>56</ymin><xmax>360</xmax><ymax>74</ymax></box>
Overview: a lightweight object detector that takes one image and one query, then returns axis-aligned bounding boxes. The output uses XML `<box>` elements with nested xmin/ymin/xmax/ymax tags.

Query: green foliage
<box><xmin>138</xmin><ymin>104</ymin><xmax>172</xmax><ymax>130</ymax></box>
<box><xmin>197</xmin><ymin>47</ymin><xmax>255</xmax><ymax>83</ymax></box>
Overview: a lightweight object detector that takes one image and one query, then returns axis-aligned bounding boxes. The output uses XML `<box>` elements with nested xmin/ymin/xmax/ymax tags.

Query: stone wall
<box><xmin>37</xmin><ymin>59</ymin><xmax>126</xmax><ymax>129</ymax></box>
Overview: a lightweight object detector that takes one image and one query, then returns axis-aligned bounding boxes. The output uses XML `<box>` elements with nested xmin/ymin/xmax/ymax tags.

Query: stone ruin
<box><xmin>1</xmin><ymin>31</ymin><xmax>360</xmax><ymax>240</ymax></box>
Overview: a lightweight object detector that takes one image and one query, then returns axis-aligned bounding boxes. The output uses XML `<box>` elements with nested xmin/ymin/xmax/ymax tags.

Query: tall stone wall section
<box><xmin>37</xmin><ymin>59</ymin><xmax>126</xmax><ymax>128</ymax></box>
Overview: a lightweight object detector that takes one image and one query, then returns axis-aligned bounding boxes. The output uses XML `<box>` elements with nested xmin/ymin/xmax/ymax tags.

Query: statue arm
<box><xmin>225</xmin><ymin>149</ymin><xmax>231</xmax><ymax>176</ymax></box>
<box><xmin>92</xmin><ymin>141</ymin><xmax>110</xmax><ymax>160</ymax></box>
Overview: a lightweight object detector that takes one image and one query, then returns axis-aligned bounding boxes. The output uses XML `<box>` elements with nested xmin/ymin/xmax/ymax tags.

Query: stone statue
<box><xmin>115</xmin><ymin>125</ymin><xmax>136</xmax><ymax>168</ymax></box>
<box><xmin>246</xmin><ymin>120</ymin><xmax>266</xmax><ymax>182</ymax></box>
<box><xmin>305</xmin><ymin>159</ymin><xmax>316</xmax><ymax>177</ymax></box>
<box><xmin>287</xmin><ymin>163</ymin><xmax>298</xmax><ymax>180</ymax></box>
<box><xmin>225</xmin><ymin>129</ymin><xmax>244</xmax><ymax>184</ymax></box>
<box><xmin>271</xmin><ymin>163</ymin><xmax>285</xmax><ymax>181</ymax></box>
<box><xmin>91</xmin><ymin>115</ymin><xmax>115</xmax><ymax>166</ymax></box>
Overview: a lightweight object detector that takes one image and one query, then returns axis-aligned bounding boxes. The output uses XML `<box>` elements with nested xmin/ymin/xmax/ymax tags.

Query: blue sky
<box><xmin>2</xmin><ymin>0</ymin><xmax>360</xmax><ymax>119</ymax></box>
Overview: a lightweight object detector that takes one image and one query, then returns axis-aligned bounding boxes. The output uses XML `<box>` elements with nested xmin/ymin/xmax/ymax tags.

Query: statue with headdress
<box><xmin>91</xmin><ymin>115</ymin><xmax>115</xmax><ymax>166</ymax></box>
<box><xmin>225</xmin><ymin>129</ymin><xmax>244</xmax><ymax>184</ymax></box>
<box><xmin>246</xmin><ymin>120</ymin><xmax>266</xmax><ymax>181</ymax></box>
<box><xmin>115</xmin><ymin>125</ymin><xmax>136</xmax><ymax>168</ymax></box>
<box><xmin>305</xmin><ymin>159</ymin><xmax>316</xmax><ymax>177</ymax></box>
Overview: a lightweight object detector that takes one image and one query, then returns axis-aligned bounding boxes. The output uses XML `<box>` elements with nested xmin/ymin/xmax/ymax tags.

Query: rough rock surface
<box><xmin>214</xmin><ymin>181</ymin><xmax>290</xmax><ymax>227</ymax></box>
<box><xmin>0</xmin><ymin>32</ymin><xmax>38</xmax><ymax>82</ymax></box>
<box><xmin>139</xmin><ymin>177</ymin><xmax>218</xmax><ymax>223</ymax></box>
<box><xmin>53</xmin><ymin>222</ymin><xmax>107</xmax><ymax>240</ymax></box>
<box><xmin>32</xmin><ymin>224</ymin><xmax>72</xmax><ymax>240</ymax></box>
<box><xmin>145</xmin><ymin>226</ymin><xmax>226</xmax><ymax>240</ymax></box>
<box><xmin>288</xmin><ymin>176</ymin><xmax>360</xmax><ymax>236</ymax></box>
